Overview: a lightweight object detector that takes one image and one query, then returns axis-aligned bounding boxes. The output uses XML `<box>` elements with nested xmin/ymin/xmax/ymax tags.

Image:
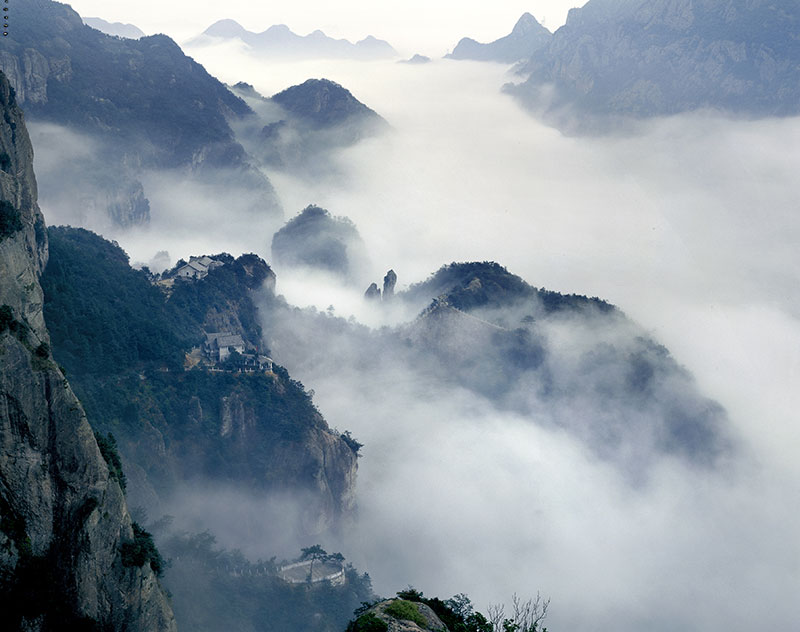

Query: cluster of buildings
<box><xmin>175</xmin><ymin>255</ymin><xmax>224</xmax><ymax>280</ymax></box>
<box><xmin>162</xmin><ymin>255</ymin><xmax>275</xmax><ymax>374</ymax></box>
<box><xmin>203</xmin><ymin>331</ymin><xmax>273</xmax><ymax>372</ymax></box>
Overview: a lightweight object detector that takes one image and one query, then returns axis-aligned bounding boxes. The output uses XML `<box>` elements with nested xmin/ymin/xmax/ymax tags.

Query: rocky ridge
<box><xmin>446</xmin><ymin>13</ymin><xmax>552</xmax><ymax>63</ymax></box>
<box><xmin>0</xmin><ymin>70</ymin><xmax>175</xmax><ymax>630</ymax></box>
<box><xmin>510</xmin><ymin>0</ymin><xmax>800</xmax><ymax>128</ymax></box>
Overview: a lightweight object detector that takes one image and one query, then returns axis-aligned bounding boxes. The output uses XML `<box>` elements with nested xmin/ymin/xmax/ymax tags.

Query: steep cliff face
<box><xmin>0</xmin><ymin>71</ymin><xmax>176</xmax><ymax>630</ymax></box>
<box><xmin>0</xmin><ymin>84</ymin><xmax>47</xmax><ymax>336</ymax></box>
<box><xmin>212</xmin><ymin>388</ymin><xmax>357</xmax><ymax>532</ymax></box>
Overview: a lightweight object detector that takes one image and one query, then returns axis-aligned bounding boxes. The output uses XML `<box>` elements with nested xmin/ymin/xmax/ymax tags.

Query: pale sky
<box><xmin>63</xmin><ymin>0</ymin><xmax>585</xmax><ymax>56</ymax></box>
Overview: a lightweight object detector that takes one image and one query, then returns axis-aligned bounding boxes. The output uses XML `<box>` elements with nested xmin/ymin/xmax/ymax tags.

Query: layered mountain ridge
<box><xmin>193</xmin><ymin>20</ymin><xmax>397</xmax><ymax>60</ymax></box>
<box><xmin>0</xmin><ymin>0</ymin><xmax>280</xmax><ymax>226</ymax></box>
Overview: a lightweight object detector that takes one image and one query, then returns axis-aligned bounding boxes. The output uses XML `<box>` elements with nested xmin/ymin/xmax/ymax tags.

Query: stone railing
<box><xmin>278</xmin><ymin>560</ymin><xmax>346</xmax><ymax>586</ymax></box>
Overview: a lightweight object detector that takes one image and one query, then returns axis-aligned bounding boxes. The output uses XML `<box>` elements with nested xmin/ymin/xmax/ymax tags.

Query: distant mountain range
<box><xmin>507</xmin><ymin>0</ymin><xmax>800</xmax><ymax>127</ymax></box>
<box><xmin>83</xmin><ymin>16</ymin><xmax>145</xmax><ymax>39</ymax></box>
<box><xmin>446</xmin><ymin>12</ymin><xmax>552</xmax><ymax>63</ymax></box>
<box><xmin>190</xmin><ymin>19</ymin><xmax>397</xmax><ymax>60</ymax></box>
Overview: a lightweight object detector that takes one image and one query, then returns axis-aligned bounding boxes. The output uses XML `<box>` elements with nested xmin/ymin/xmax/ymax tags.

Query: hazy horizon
<box><xmin>65</xmin><ymin>0</ymin><xmax>582</xmax><ymax>56</ymax></box>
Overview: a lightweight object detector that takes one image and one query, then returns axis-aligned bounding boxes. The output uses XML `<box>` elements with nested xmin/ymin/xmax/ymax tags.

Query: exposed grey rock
<box><xmin>382</xmin><ymin>269</ymin><xmax>397</xmax><ymax>300</ymax></box>
<box><xmin>0</xmin><ymin>75</ymin><xmax>48</xmax><ymax>338</ymax></box>
<box><xmin>361</xmin><ymin>599</ymin><xmax>449</xmax><ymax>631</ymax></box>
<box><xmin>0</xmin><ymin>70</ymin><xmax>175</xmax><ymax>630</ymax></box>
<box><xmin>105</xmin><ymin>179</ymin><xmax>151</xmax><ymax>227</ymax></box>
<box><xmin>364</xmin><ymin>282</ymin><xmax>381</xmax><ymax>300</ymax></box>
<box><xmin>0</xmin><ymin>49</ymin><xmax>56</xmax><ymax>106</ymax></box>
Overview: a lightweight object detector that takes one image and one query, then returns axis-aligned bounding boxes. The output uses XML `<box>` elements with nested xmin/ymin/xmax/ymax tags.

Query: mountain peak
<box><xmin>512</xmin><ymin>12</ymin><xmax>549</xmax><ymax>35</ymax></box>
<box><xmin>355</xmin><ymin>35</ymin><xmax>397</xmax><ymax>53</ymax></box>
<box><xmin>231</xmin><ymin>81</ymin><xmax>264</xmax><ymax>99</ymax></box>
<box><xmin>271</xmin><ymin>204</ymin><xmax>366</xmax><ymax>278</ymax></box>
<box><xmin>271</xmin><ymin>78</ymin><xmax>384</xmax><ymax>127</ymax></box>
<box><xmin>83</xmin><ymin>17</ymin><xmax>145</xmax><ymax>39</ymax></box>
<box><xmin>204</xmin><ymin>18</ymin><xmax>246</xmax><ymax>37</ymax></box>
<box><xmin>447</xmin><ymin>12</ymin><xmax>551</xmax><ymax>62</ymax></box>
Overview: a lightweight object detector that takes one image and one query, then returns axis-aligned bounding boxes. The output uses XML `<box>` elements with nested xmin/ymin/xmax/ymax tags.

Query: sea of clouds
<box><xmin>32</xmin><ymin>46</ymin><xmax>800</xmax><ymax>631</ymax></box>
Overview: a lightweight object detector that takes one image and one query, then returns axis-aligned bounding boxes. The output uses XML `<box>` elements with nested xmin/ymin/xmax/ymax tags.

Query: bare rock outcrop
<box><xmin>382</xmin><ymin>269</ymin><xmax>397</xmax><ymax>300</ymax></box>
<box><xmin>364</xmin><ymin>270</ymin><xmax>397</xmax><ymax>302</ymax></box>
<box><xmin>356</xmin><ymin>600</ymin><xmax>449</xmax><ymax>632</ymax></box>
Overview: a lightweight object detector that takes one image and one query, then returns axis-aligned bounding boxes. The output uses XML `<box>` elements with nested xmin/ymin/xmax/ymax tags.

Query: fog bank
<box><xmin>31</xmin><ymin>48</ymin><xmax>800</xmax><ymax>631</ymax></box>
<box><xmin>249</xmin><ymin>58</ymin><xmax>800</xmax><ymax>630</ymax></box>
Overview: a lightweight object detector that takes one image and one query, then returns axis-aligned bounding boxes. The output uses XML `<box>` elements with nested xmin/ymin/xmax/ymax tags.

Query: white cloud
<box><xmin>32</xmin><ymin>41</ymin><xmax>800</xmax><ymax>631</ymax></box>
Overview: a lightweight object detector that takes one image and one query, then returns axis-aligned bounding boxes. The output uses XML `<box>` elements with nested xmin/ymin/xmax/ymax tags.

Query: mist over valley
<box><xmin>2</xmin><ymin>1</ymin><xmax>799</xmax><ymax>631</ymax></box>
